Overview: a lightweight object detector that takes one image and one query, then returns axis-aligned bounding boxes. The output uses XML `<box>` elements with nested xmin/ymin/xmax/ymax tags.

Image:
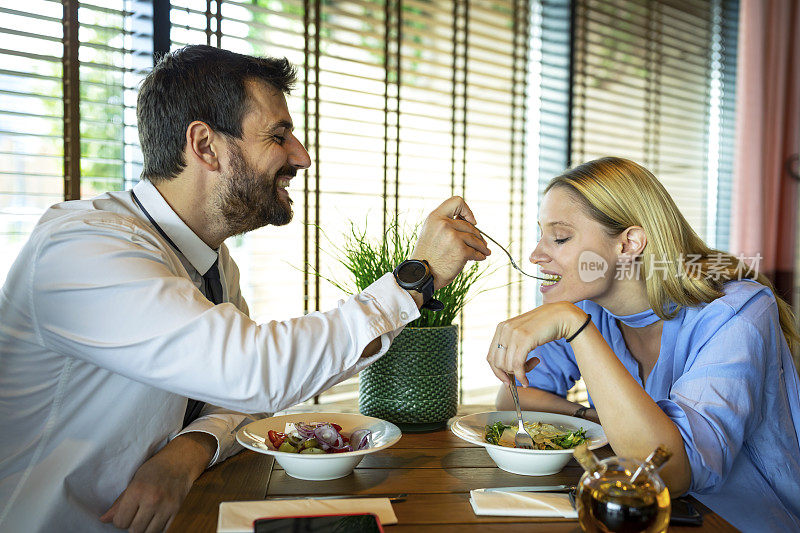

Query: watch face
<box><xmin>397</xmin><ymin>261</ymin><xmax>427</xmax><ymax>284</ymax></box>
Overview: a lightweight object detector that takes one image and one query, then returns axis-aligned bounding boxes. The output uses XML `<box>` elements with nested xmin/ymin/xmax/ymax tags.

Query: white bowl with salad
<box><xmin>450</xmin><ymin>410</ymin><xmax>607</xmax><ymax>476</ymax></box>
<box><xmin>235</xmin><ymin>412</ymin><xmax>402</xmax><ymax>481</ymax></box>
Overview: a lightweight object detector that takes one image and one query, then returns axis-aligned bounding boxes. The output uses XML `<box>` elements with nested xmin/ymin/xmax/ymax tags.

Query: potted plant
<box><xmin>323</xmin><ymin>220</ymin><xmax>487</xmax><ymax>431</ymax></box>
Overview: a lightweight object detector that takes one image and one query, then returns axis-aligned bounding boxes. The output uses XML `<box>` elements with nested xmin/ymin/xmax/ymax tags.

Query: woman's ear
<box><xmin>185</xmin><ymin>121</ymin><xmax>220</xmax><ymax>171</ymax></box>
<box><xmin>618</xmin><ymin>226</ymin><xmax>647</xmax><ymax>261</ymax></box>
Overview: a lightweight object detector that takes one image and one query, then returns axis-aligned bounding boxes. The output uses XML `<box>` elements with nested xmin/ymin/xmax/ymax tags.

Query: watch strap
<box><xmin>422</xmin><ymin>297</ymin><xmax>444</xmax><ymax>311</ymax></box>
<box><xmin>393</xmin><ymin>259</ymin><xmax>444</xmax><ymax>312</ymax></box>
<box><xmin>416</xmin><ymin>262</ymin><xmax>443</xmax><ymax>311</ymax></box>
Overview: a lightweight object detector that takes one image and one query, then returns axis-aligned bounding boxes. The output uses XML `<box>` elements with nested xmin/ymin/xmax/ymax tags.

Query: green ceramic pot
<box><xmin>359</xmin><ymin>325</ymin><xmax>458</xmax><ymax>432</ymax></box>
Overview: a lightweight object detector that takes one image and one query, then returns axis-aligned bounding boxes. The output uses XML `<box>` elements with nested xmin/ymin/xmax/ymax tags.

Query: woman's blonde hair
<box><xmin>546</xmin><ymin>156</ymin><xmax>799</xmax><ymax>357</ymax></box>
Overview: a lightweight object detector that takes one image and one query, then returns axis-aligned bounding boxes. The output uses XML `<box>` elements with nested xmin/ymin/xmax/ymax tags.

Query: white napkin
<box><xmin>217</xmin><ymin>498</ymin><xmax>398</xmax><ymax>532</ymax></box>
<box><xmin>469</xmin><ymin>489</ymin><xmax>578</xmax><ymax>519</ymax></box>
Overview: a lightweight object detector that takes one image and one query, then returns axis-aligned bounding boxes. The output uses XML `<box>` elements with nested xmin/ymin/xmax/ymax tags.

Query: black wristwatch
<box><xmin>393</xmin><ymin>259</ymin><xmax>444</xmax><ymax>311</ymax></box>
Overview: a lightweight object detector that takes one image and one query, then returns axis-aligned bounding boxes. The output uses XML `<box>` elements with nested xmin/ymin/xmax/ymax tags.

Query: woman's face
<box><xmin>531</xmin><ymin>187</ymin><xmax>622</xmax><ymax>305</ymax></box>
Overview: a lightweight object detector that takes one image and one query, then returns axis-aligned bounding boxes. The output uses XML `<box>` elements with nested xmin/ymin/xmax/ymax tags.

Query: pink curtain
<box><xmin>732</xmin><ymin>0</ymin><xmax>800</xmax><ymax>303</ymax></box>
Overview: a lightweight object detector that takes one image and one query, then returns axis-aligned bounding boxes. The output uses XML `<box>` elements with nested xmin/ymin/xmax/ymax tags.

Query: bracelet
<box><xmin>573</xmin><ymin>406</ymin><xmax>590</xmax><ymax>419</ymax></box>
<box><xmin>566</xmin><ymin>313</ymin><xmax>592</xmax><ymax>343</ymax></box>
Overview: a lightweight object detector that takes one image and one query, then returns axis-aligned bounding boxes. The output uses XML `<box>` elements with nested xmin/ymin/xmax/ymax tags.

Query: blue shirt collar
<box><xmin>604</xmin><ymin>306</ymin><xmax>662</xmax><ymax>328</ymax></box>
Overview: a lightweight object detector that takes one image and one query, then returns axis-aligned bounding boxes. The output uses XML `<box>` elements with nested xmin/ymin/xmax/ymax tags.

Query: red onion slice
<box><xmin>350</xmin><ymin>429</ymin><xmax>371</xmax><ymax>451</ymax></box>
<box><xmin>313</xmin><ymin>424</ymin><xmax>340</xmax><ymax>447</ymax></box>
<box><xmin>286</xmin><ymin>423</ymin><xmax>373</xmax><ymax>454</ymax></box>
<box><xmin>294</xmin><ymin>423</ymin><xmax>317</xmax><ymax>439</ymax></box>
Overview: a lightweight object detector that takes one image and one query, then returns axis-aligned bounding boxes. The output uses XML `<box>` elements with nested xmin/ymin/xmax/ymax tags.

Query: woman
<box><xmin>487</xmin><ymin>157</ymin><xmax>800</xmax><ymax>531</ymax></box>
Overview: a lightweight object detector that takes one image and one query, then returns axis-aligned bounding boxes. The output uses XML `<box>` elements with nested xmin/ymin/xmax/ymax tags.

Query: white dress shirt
<box><xmin>0</xmin><ymin>180</ymin><xmax>420</xmax><ymax>532</ymax></box>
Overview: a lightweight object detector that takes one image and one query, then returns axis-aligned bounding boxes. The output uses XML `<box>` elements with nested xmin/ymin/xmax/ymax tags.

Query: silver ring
<box><xmin>497</xmin><ymin>343</ymin><xmax>506</xmax><ymax>350</ymax></box>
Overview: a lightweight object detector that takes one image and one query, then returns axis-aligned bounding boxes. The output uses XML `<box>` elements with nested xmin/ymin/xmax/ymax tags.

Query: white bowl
<box><xmin>236</xmin><ymin>412</ymin><xmax>402</xmax><ymax>481</ymax></box>
<box><xmin>450</xmin><ymin>410</ymin><xmax>607</xmax><ymax>476</ymax></box>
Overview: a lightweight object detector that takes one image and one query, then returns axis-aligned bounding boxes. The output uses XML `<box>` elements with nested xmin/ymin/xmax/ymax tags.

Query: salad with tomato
<box><xmin>267</xmin><ymin>422</ymin><xmax>372</xmax><ymax>454</ymax></box>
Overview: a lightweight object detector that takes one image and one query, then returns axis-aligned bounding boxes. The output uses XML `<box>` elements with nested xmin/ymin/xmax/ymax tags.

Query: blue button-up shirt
<box><xmin>526</xmin><ymin>280</ymin><xmax>800</xmax><ymax>531</ymax></box>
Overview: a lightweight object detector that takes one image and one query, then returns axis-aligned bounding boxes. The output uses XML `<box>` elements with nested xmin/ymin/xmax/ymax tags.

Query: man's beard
<box><xmin>215</xmin><ymin>144</ymin><xmax>294</xmax><ymax>236</ymax></box>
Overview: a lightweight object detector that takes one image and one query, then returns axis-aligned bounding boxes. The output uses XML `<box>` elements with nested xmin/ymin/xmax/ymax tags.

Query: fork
<box><xmin>458</xmin><ymin>216</ymin><xmax>548</xmax><ymax>281</ymax></box>
<box><xmin>508</xmin><ymin>376</ymin><xmax>535</xmax><ymax>449</ymax></box>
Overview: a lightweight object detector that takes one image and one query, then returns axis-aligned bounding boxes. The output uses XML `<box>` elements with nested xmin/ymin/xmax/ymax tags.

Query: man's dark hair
<box><xmin>137</xmin><ymin>45</ymin><xmax>296</xmax><ymax>181</ymax></box>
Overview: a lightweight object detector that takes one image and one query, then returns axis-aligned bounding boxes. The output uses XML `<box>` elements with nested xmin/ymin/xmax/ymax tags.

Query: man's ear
<box><xmin>618</xmin><ymin>226</ymin><xmax>647</xmax><ymax>261</ymax></box>
<box><xmin>185</xmin><ymin>121</ymin><xmax>220</xmax><ymax>171</ymax></box>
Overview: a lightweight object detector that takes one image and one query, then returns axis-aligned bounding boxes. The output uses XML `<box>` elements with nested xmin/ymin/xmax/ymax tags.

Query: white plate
<box><xmin>236</xmin><ymin>412</ymin><xmax>402</xmax><ymax>481</ymax></box>
<box><xmin>450</xmin><ymin>410</ymin><xmax>607</xmax><ymax>476</ymax></box>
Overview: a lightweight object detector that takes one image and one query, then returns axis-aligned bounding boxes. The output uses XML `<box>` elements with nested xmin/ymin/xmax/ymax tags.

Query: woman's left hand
<box><xmin>488</xmin><ymin>301</ymin><xmax>588</xmax><ymax>386</ymax></box>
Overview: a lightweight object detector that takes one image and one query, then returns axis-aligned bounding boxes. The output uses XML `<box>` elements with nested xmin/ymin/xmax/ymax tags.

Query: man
<box><xmin>0</xmin><ymin>45</ymin><xmax>490</xmax><ymax>532</ymax></box>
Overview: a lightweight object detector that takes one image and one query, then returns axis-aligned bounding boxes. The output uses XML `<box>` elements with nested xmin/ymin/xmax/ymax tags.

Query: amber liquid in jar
<box><xmin>577</xmin><ymin>471</ymin><xmax>670</xmax><ymax>533</ymax></box>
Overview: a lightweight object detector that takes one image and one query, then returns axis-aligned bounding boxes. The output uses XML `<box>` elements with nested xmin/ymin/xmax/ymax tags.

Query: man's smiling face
<box><xmin>214</xmin><ymin>79</ymin><xmax>311</xmax><ymax>235</ymax></box>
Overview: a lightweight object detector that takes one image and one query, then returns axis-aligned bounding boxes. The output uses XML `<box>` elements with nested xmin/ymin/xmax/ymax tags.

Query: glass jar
<box><xmin>573</xmin><ymin>445</ymin><xmax>672</xmax><ymax>533</ymax></box>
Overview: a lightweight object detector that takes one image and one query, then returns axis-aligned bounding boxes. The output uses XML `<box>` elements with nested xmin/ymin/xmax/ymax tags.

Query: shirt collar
<box><xmin>604</xmin><ymin>306</ymin><xmax>661</xmax><ymax>328</ymax></box>
<box><xmin>132</xmin><ymin>180</ymin><xmax>218</xmax><ymax>275</ymax></box>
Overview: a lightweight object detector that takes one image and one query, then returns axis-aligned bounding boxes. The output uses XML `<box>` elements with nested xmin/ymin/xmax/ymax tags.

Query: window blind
<box><xmin>713</xmin><ymin>0</ymin><xmax>739</xmax><ymax>251</ymax></box>
<box><xmin>76</xmin><ymin>0</ymin><xmax>147</xmax><ymax>199</ymax></box>
<box><xmin>537</xmin><ymin>0</ymin><xmax>740</xmax><ymax>404</ymax></box>
<box><xmin>1</xmin><ymin>0</ymin><xmax>742</xmax><ymax>407</ymax></box>
<box><xmin>0</xmin><ymin>0</ymin><xmax>64</xmax><ymax>279</ymax></box>
<box><xmin>565</xmin><ymin>0</ymin><xmax>739</xmax><ymax>245</ymax></box>
<box><xmin>0</xmin><ymin>0</ymin><xmax>146</xmax><ymax>283</ymax></box>
<box><xmin>170</xmin><ymin>0</ymin><xmax>531</xmax><ymax>405</ymax></box>
<box><xmin>456</xmin><ymin>0</ymin><xmax>531</xmax><ymax>402</ymax></box>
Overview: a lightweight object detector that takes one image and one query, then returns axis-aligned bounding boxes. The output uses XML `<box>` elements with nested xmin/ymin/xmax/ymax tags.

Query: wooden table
<box><xmin>170</xmin><ymin>409</ymin><xmax>736</xmax><ymax>532</ymax></box>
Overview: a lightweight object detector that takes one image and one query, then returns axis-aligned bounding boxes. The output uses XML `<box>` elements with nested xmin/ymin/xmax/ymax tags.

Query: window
<box><xmin>170</xmin><ymin>0</ymin><xmax>532</xmax><ymax>405</ymax></box>
<box><xmin>536</xmin><ymin>0</ymin><xmax>740</xmax><ymax>403</ymax></box>
<box><xmin>0</xmin><ymin>0</ymin><xmax>145</xmax><ymax>276</ymax></box>
<box><xmin>1</xmin><ymin>0</ymin><xmax>741</xmax><ymax>406</ymax></box>
<box><xmin>76</xmin><ymin>0</ymin><xmax>146</xmax><ymax>198</ymax></box>
<box><xmin>539</xmin><ymin>0</ymin><xmax>739</xmax><ymax>245</ymax></box>
<box><xmin>0</xmin><ymin>0</ymin><xmax>64</xmax><ymax>277</ymax></box>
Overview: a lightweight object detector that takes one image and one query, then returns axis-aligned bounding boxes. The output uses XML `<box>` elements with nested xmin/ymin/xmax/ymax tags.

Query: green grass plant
<box><xmin>320</xmin><ymin>220</ymin><xmax>488</xmax><ymax>327</ymax></box>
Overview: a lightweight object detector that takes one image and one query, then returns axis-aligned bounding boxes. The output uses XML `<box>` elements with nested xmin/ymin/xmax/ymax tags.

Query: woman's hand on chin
<box><xmin>487</xmin><ymin>301</ymin><xmax>589</xmax><ymax>386</ymax></box>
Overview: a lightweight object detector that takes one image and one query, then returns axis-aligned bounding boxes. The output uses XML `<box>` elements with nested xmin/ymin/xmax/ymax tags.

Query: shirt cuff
<box><xmin>170</xmin><ymin>427</ymin><xmax>221</xmax><ymax>468</ymax></box>
<box><xmin>173</xmin><ymin>413</ymin><xmax>252</xmax><ymax>467</ymax></box>
<box><xmin>353</xmin><ymin>272</ymin><xmax>420</xmax><ymax>370</ymax></box>
<box><xmin>362</xmin><ymin>272</ymin><xmax>420</xmax><ymax>328</ymax></box>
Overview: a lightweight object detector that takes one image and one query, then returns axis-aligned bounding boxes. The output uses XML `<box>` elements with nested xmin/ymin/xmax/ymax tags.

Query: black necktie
<box><xmin>202</xmin><ymin>260</ymin><xmax>224</xmax><ymax>306</ymax></box>
<box><xmin>183</xmin><ymin>259</ymin><xmax>223</xmax><ymax>427</ymax></box>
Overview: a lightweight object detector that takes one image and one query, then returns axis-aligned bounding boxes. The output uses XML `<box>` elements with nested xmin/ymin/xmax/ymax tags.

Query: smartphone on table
<box><xmin>253</xmin><ymin>513</ymin><xmax>384</xmax><ymax>533</ymax></box>
<box><xmin>670</xmin><ymin>497</ymin><xmax>703</xmax><ymax>526</ymax></box>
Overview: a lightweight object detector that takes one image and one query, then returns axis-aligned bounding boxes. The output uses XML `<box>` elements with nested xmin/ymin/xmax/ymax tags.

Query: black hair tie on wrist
<box><xmin>566</xmin><ymin>313</ymin><xmax>592</xmax><ymax>343</ymax></box>
<box><xmin>573</xmin><ymin>406</ymin><xmax>590</xmax><ymax>419</ymax></box>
